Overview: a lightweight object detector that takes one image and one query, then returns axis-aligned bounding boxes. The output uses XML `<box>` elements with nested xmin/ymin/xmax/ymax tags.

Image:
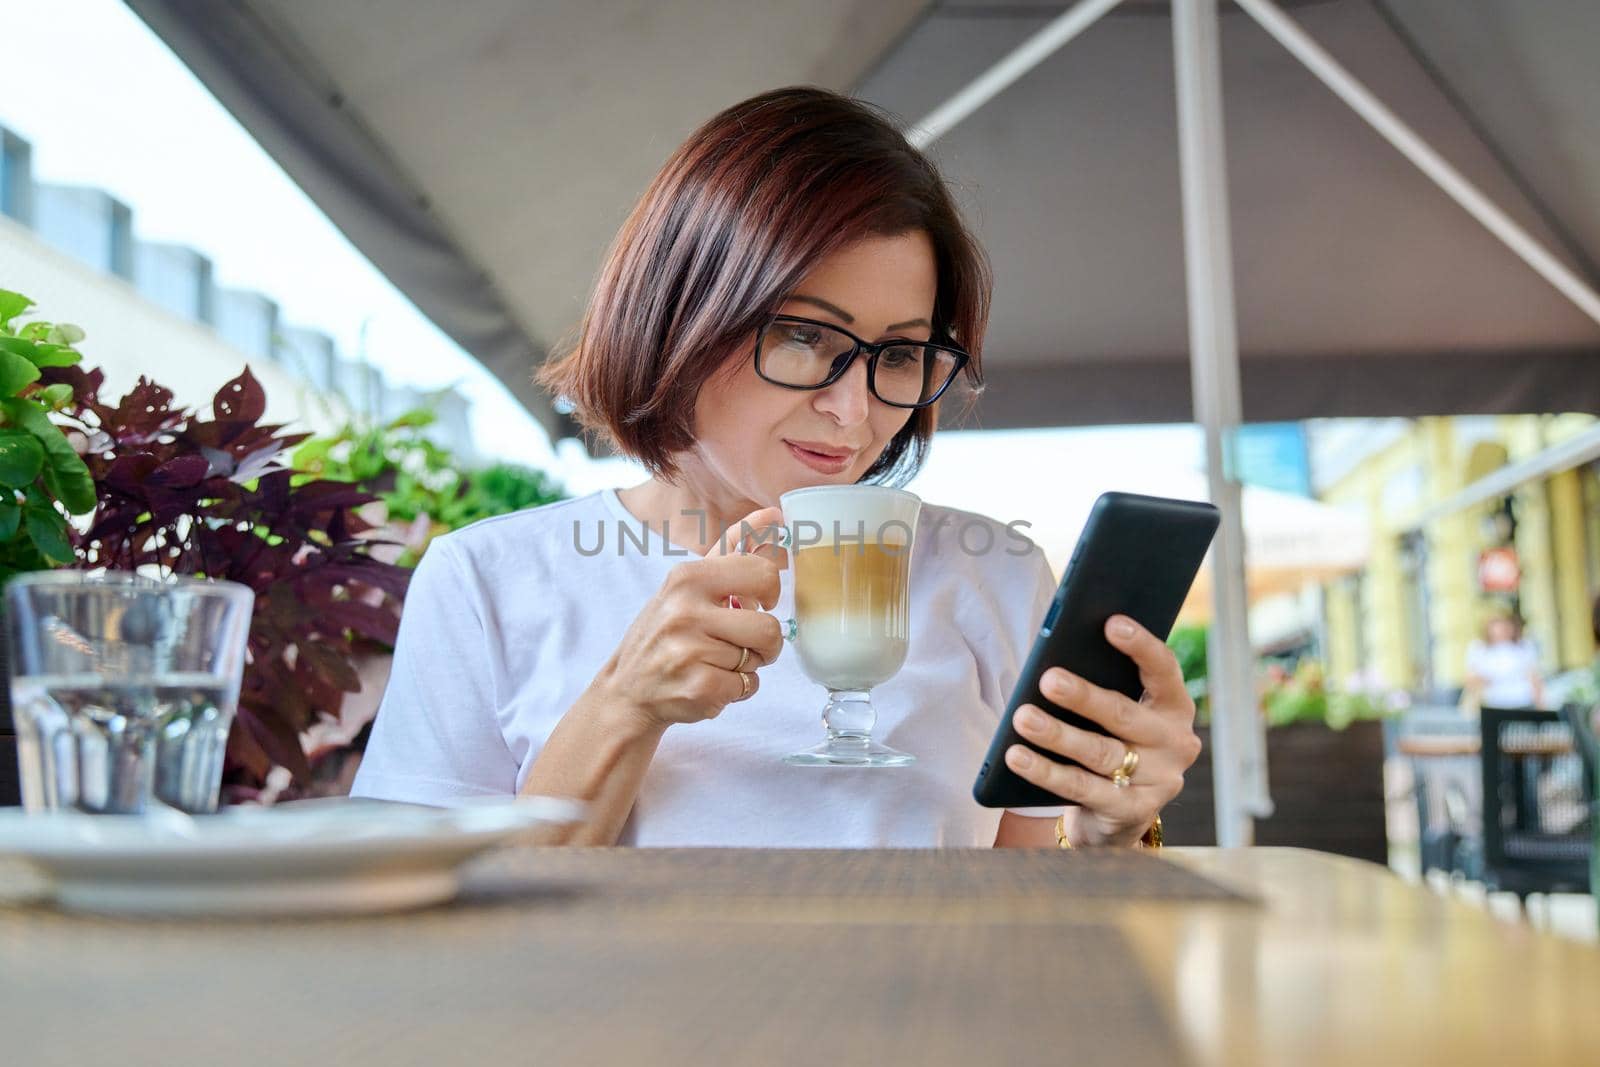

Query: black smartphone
<box><xmin>973</xmin><ymin>491</ymin><xmax>1220</xmax><ymax>809</ymax></box>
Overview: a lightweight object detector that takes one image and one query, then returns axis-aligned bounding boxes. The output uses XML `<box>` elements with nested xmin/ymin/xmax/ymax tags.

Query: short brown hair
<box><xmin>537</xmin><ymin>86</ymin><xmax>990</xmax><ymax>483</ymax></box>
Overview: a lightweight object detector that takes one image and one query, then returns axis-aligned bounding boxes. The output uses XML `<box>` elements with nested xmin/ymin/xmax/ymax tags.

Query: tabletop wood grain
<box><xmin>1</xmin><ymin>847</ymin><xmax>1595</xmax><ymax>1066</ymax></box>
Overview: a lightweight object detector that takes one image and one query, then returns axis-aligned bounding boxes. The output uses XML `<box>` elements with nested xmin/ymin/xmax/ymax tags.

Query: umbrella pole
<box><xmin>1174</xmin><ymin>0</ymin><xmax>1272</xmax><ymax>847</ymax></box>
<box><xmin>900</xmin><ymin>0</ymin><xmax>1279</xmax><ymax>841</ymax></box>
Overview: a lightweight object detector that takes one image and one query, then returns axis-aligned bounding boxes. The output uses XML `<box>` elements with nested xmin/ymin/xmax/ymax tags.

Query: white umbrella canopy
<box><xmin>1180</xmin><ymin>485</ymin><xmax>1370</xmax><ymax>614</ymax></box>
<box><xmin>126</xmin><ymin>0</ymin><xmax>1600</xmax><ymax>438</ymax></box>
<box><xmin>905</xmin><ymin>430</ymin><xmax>1369</xmax><ymax>615</ymax></box>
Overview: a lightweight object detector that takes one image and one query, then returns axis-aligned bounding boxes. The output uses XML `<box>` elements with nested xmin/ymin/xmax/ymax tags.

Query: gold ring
<box><xmin>738</xmin><ymin>670</ymin><xmax>753</xmax><ymax>699</ymax></box>
<box><xmin>1111</xmin><ymin>746</ymin><xmax>1139</xmax><ymax>789</ymax></box>
<box><xmin>735</xmin><ymin>646</ymin><xmax>751</xmax><ymax>673</ymax></box>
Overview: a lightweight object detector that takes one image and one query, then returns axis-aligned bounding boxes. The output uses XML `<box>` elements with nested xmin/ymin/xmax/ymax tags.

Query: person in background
<box><xmin>1464</xmin><ymin>611</ymin><xmax>1545</xmax><ymax>711</ymax></box>
<box><xmin>1589</xmin><ymin>594</ymin><xmax>1600</xmax><ymax>740</ymax></box>
<box><xmin>1587</xmin><ymin>594</ymin><xmax>1600</xmax><ymax>740</ymax></box>
<box><xmin>1592</xmin><ymin>593</ymin><xmax>1600</xmax><ymax>684</ymax></box>
<box><xmin>1580</xmin><ymin>593</ymin><xmax>1600</xmax><ymax>724</ymax></box>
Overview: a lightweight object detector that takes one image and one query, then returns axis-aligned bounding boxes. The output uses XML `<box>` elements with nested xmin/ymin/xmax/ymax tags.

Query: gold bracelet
<box><xmin>1054</xmin><ymin>812</ymin><xmax>1163</xmax><ymax>850</ymax></box>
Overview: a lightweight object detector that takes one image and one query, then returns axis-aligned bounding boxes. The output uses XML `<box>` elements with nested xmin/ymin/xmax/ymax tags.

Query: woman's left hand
<box><xmin>1004</xmin><ymin>615</ymin><xmax>1202</xmax><ymax>847</ymax></box>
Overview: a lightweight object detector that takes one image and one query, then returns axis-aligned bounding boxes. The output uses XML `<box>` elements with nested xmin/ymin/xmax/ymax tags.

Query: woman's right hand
<box><xmin>591</xmin><ymin>506</ymin><xmax>787</xmax><ymax>731</ymax></box>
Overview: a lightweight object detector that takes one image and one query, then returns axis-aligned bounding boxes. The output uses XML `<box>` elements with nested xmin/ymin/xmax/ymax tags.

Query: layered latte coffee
<box><xmin>792</xmin><ymin>541</ymin><xmax>912</xmax><ymax>691</ymax></box>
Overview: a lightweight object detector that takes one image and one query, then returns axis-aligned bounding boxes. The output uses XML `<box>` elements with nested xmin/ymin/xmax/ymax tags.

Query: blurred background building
<box><xmin>1316</xmin><ymin>414</ymin><xmax>1600</xmax><ymax>705</ymax></box>
<box><xmin>0</xmin><ymin>120</ymin><xmax>477</xmax><ymax>458</ymax></box>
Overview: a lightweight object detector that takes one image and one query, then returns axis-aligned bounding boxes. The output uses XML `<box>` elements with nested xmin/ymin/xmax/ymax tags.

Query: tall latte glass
<box><xmin>777</xmin><ymin>485</ymin><xmax>921</xmax><ymax>767</ymax></box>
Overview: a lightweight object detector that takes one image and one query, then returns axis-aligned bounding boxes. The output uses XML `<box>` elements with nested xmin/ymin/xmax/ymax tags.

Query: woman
<box><xmin>352</xmin><ymin>88</ymin><xmax>1201</xmax><ymax>848</ymax></box>
<box><xmin>1464</xmin><ymin>612</ymin><xmax>1545</xmax><ymax>711</ymax></box>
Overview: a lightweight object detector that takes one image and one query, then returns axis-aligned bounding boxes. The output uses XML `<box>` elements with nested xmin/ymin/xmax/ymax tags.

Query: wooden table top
<box><xmin>1398</xmin><ymin>735</ymin><xmax>1577</xmax><ymax>757</ymax></box>
<box><xmin>1399</xmin><ymin>734</ymin><xmax>1483</xmax><ymax>757</ymax></box>
<box><xmin>1</xmin><ymin>847</ymin><xmax>1596</xmax><ymax>1066</ymax></box>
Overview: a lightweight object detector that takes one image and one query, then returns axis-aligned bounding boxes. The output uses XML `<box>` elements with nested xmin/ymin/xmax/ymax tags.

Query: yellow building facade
<box><xmin>1320</xmin><ymin>415</ymin><xmax>1600</xmax><ymax>697</ymax></box>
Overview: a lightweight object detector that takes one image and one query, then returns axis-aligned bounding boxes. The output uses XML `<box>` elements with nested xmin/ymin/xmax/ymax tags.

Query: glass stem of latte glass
<box><xmin>774</xmin><ymin>485</ymin><xmax>921</xmax><ymax>768</ymax></box>
<box><xmin>816</xmin><ymin>687</ymin><xmax>892</xmax><ymax>763</ymax></box>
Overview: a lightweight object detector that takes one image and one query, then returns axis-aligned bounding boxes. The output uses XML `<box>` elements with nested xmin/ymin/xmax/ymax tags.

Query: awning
<box><xmin>126</xmin><ymin>0</ymin><xmax>1600</xmax><ymax>440</ymax></box>
<box><xmin>910</xmin><ymin>450</ymin><xmax>1370</xmax><ymax>606</ymax></box>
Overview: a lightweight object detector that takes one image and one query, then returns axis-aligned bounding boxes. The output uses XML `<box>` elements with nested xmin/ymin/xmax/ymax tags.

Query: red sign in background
<box><xmin>1477</xmin><ymin>546</ymin><xmax>1521</xmax><ymax>593</ymax></box>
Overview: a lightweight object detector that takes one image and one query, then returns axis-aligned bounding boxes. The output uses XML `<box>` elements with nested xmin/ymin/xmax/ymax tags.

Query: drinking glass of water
<box><xmin>7</xmin><ymin>571</ymin><xmax>254</xmax><ymax>814</ymax></box>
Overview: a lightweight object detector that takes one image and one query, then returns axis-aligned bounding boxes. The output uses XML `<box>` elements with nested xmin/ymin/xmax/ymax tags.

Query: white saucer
<box><xmin>0</xmin><ymin>796</ymin><xmax>585</xmax><ymax>917</ymax></box>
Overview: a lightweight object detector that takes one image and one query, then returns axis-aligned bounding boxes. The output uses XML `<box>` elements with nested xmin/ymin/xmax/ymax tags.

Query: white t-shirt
<box><xmin>1465</xmin><ymin>638</ymin><xmax>1542</xmax><ymax>708</ymax></box>
<box><xmin>351</xmin><ymin>489</ymin><xmax>1060</xmax><ymax>847</ymax></box>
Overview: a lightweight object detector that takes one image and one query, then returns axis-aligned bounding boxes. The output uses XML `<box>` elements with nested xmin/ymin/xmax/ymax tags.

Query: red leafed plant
<box><xmin>41</xmin><ymin>363</ymin><xmax>410</xmax><ymax>800</ymax></box>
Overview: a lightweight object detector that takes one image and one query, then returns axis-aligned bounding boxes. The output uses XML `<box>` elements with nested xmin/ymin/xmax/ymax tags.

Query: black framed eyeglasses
<box><xmin>752</xmin><ymin>314</ymin><xmax>969</xmax><ymax>409</ymax></box>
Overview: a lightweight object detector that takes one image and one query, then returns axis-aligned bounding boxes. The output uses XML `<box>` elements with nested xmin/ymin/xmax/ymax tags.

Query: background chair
<box><xmin>1479</xmin><ymin>707</ymin><xmax>1593</xmax><ymax>913</ymax></box>
<box><xmin>0</xmin><ymin>734</ymin><xmax>16</xmax><ymax>807</ymax></box>
<box><xmin>1389</xmin><ymin>706</ymin><xmax>1480</xmax><ymax>880</ymax></box>
<box><xmin>1558</xmin><ymin>701</ymin><xmax>1600</xmax><ymax>775</ymax></box>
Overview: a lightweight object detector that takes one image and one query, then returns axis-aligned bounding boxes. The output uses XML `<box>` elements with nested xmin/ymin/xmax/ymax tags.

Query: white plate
<box><xmin>0</xmin><ymin>796</ymin><xmax>585</xmax><ymax>917</ymax></box>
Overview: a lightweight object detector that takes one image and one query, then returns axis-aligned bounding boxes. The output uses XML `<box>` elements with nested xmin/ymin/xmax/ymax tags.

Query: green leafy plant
<box><xmin>35</xmin><ymin>357</ymin><xmax>411</xmax><ymax>799</ymax></box>
<box><xmin>440</xmin><ymin>461</ymin><xmax>566</xmax><ymax>529</ymax></box>
<box><xmin>294</xmin><ymin>409</ymin><xmax>455</xmax><ymax>525</ymax></box>
<box><xmin>1168</xmin><ymin>622</ymin><xmax>1210</xmax><ymax>719</ymax></box>
<box><xmin>0</xmin><ymin>290</ymin><xmax>97</xmax><ymax>583</ymax></box>
<box><xmin>294</xmin><ymin>410</ymin><xmax>563</xmax><ymax>563</ymax></box>
<box><xmin>1261</xmin><ymin>660</ymin><xmax>1393</xmax><ymax>730</ymax></box>
<box><xmin>1169</xmin><ymin>622</ymin><xmax>1398</xmax><ymax>730</ymax></box>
